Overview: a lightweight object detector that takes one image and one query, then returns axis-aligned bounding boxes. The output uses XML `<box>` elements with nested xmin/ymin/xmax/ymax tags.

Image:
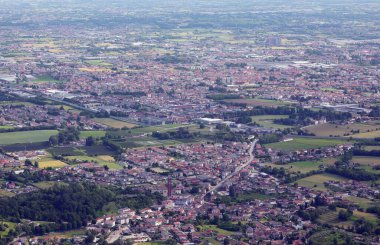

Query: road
<box><xmin>201</xmin><ymin>138</ymin><xmax>258</xmax><ymax>200</ymax></box>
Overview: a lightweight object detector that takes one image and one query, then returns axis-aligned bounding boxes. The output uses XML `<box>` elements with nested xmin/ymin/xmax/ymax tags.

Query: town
<box><xmin>0</xmin><ymin>0</ymin><xmax>379</xmax><ymax>244</ymax></box>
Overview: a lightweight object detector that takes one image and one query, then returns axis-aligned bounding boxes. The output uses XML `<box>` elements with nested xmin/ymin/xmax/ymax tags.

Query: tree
<box><xmin>86</xmin><ymin>136</ymin><xmax>95</xmax><ymax>146</ymax></box>
<box><xmin>49</xmin><ymin>135</ymin><xmax>58</xmax><ymax>146</ymax></box>
<box><xmin>25</xmin><ymin>159</ymin><xmax>33</xmax><ymax>166</ymax></box>
<box><xmin>104</xmin><ymin>165</ymin><xmax>109</xmax><ymax>171</ymax></box>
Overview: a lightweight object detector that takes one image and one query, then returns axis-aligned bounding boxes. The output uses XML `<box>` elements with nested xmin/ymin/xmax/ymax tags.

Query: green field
<box><xmin>266</xmin><ymin>160</ymin><xmax>333</xmax><ymax>174</ymax></box>
<box><xmin>197</xmin><ymin>225</ymin><xmax>235</xmax><ymax>236</ymax></box>
<box><xmin>0</xmin><ymin>125</ymin><xmax>14</xmax><ymax>130</ymax></box>
<box><xmin>0</xmin><ymin>221</ymin><xmax>16</xmax><ymax>237</ymax></box>
<box><xmin>353</xmin><ymin>130</ymin><xmax>380</xmax><ymax>139</ymax></box>
<box><xmin>265</xmin><ymin>137</ymin><xmax>347</xmax><ymax>151</ymax></box>
<box><xmin>85</xmin><ymin>60</ymin><xmax>113</xmax><ymax>67</ymax></box>
<box><xmin>318</xmin><ymin>208</ymin><xmax>378</xmax><ymax>228</ymax></box>
<box><xmin>344</xmin><ymin>196</ymin><xmax>375</xmax><ymax>210</ymax></box>
<box><xmin>251</xmin><ymin>115</ymin><xmax>292</xmax><ymax>129</ymax></box>
<box><xmin>304</xmin><ymin>122</ymin><xmax>380</xmax><ymax>137</ymax></box>
<box><xmin>32</xmin><ymin>75</ymin><xmax>61</xmax><ymax>83</ymax></box>
<box><xmin>295</xmin><ymin>173</ymin><xmax>348</xmax><ymax>191</ymax></box>
<box><xmin>0</xmin><ymin>130</ymin><xmax>59</xmax><ymax>145</ymax></box>
<box><xmin>65</xmin><ymin>155</ymin><xmax>122</xmax><ymax>170</ymax></box>
<box><xmin>80</xmin><ymin>130</ymin><xmax>106</xmax><ymax>138</ymax></box>
<box><xmin>93</xmin><ymin>118</ymin><xmax>137</xmax><ymax>129</ymax></box>
<box><xmin>223</xmin><ymin>98</ymin><xmax>292</xmax><ymax>107</ymax></box>
<box><xmin>352</xmin><ymin>156</ymin><xmax>380</xmax><ymax>174</ymax></box>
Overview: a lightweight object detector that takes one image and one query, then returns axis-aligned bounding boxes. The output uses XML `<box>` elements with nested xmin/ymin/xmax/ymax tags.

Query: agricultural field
<box><xmin>0</xmin><ymin>130</ymin><xmax>59</xmax><ymax>145</ymax></box>
<box><xmin>40</xmin><ymin>229</ymin><xmax>86</xmax><ymax>239</ymax></box>
<box><xmin>295</xmin><ymin>173</ymin><xmax>348</xmax><ymax>191</ymax></box>
<box><xmin>251</xmin><ymin>115</ymin><xmax>293</xmax><ymax>129</ymax></box>
<box><xmin>303</xmin><ymin>122</ymin><xmax>380</xmax><ymax>137</ymax></box>
<box><xmin>33</xmin><ymin>181</ymin><xmax>67</xmax><ymax>189</ymax></box>
<box><xmin>223</xmin><ymin>98</ymin><xmax>292</xmax><ymax>107</ymax></box>
<box><xmin>265</xmin><ymin>137</ymin><xmax>348</xmax><ymax>152</ymax></box>
<box><xmin>93</xmin><ymin>118</ymin><xmax>137</xmax><ymax>129</ymax></box>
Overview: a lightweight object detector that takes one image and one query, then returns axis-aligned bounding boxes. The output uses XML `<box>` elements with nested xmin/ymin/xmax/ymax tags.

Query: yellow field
<box><xmin>39</xmin><ymin>160</ymin><xmax>67</xmax><ymax>169</ymax></box>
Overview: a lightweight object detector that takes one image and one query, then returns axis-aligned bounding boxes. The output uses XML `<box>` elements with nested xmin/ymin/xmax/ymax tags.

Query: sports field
<box><xmin>0</xmin><ymin>130</ymin><xmax>59</xmax><ymax>145</ymax></box>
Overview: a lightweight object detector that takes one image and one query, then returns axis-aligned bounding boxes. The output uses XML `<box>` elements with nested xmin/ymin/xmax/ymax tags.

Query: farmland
<box><xmin>0</xmin><ymin>130</ymin><xmax>59</xmax><ymax>145</ymax></box>
<box><xmin>251</xmin><ymin>115</ymin><xmax>292</xmax><ymax>129</ymax></box>
<box><xmin>265</xmin><ymin>137</ymin><xmax>348</xmax><ymax>152</ymax></box>
<box><xmin>318</xmin><ymin>208</ymin><xmax>378</xmax><ymax>228</ymax></box>
<box><xmin>295</xmin><ymin>173</ymin><xmax>348</xmax><ymax>191</ymax></box>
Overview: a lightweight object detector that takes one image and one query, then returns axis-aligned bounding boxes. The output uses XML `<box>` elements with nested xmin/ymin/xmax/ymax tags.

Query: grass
<box><xmin>267</xmin><ymin>160</ymin><xmax>328</xmax><ymax>174</ymax></box>
<box><xmin>65</xmin><ymin>155</ymin><xmax>122</xmax><ymax>170</ymax></box>
<box><xmin>32</xmin><ymin>75</ymin><xmax>61</xmax><ymax>83</ymax></box>
<box><xmin>223</xmin><ymin>98</ymin><xmax>292</xmax><ymax>107</ymax></box>
<box><xmin>198</xmin><ymin>225</ymin><xmax>235</xmax><ymax>236</ymax></box>
<box><xmin>93</xmin><ymin>118</ymin><xmax>137</xmax><ymax>129</ymax></box>
<box><xmin>85</xmin><ymin>60</ymin><xmax>112</xmax><ymax>67</ymax></box>
<box><xmin>318</xmin><ymin>208</ymin><xmax>378</xmax><ymax>228</ymax></box>
<box><xmin>265</xmin><ymin>137</ymin><xmax>347</xmax><ymax>152</ymax></box>
<box><xmin>352</xmin><ymin>156</ymin><xmax>380</xmax><ymax>174</ymax></box>
<box><xmin>251</xmin><ymin>115</ymin><xmax>292</xmax><ymax>129</ymax></box>
<box><xmin>354</xmin><ymin>130</ymin><xmax>380</xmax><ymax>139</ymax></box>
<box><xmin>33</xmin><ymin>181</ymin><xmax>67</xmax><ymax>189</ymax></box>
<box><xmin>0</xmin><ymin>130</ymin><xmax>59</xmax><ymax>145</ymax></box>
<box><xmin>304</xmin><ymin>122</ymin><xmax>380</xmax><ymax>137</ymax></box>
<box><xmin>295</xmin><ymin>173</ymin><xmax>348</xmax><ymax>191</ymax></box>
<box><xmin>79</xmin><ymin>130</ymin><xmax>106</xmax><ymax>139</ymax></box>
<box><xmin>0</xmin><ymin>221</ymin><xmax>16</xmax><ymax>237</ymax></box>
<box><xmin>0</xmin><ymin>125</ymin><xmax>14</xmax><ymax>129</ymax></box>
<box><xmin>344</xmin><ymin>196</ymin><xmax>374</xmax><ymax>210</ymax></box>
<box><xmin>41</xmin><ymin>229</ymin><xmax>86</xmax><ymax>238</ymax></box>
<box><xmin>0</xmin><ymin>189</ymin><xmax>15</xmax><ymax>197</ymax></box>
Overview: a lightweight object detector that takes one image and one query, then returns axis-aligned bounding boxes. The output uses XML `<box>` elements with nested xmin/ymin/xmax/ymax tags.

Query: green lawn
<box><xmin>265</xmin><ymin>137</ymin><xmax>348</xmax><ymax>151</ymax></box>
<box><xmin>0</xmin><ymin>130</ymin><xmax>59</xmax><ymax>145</ymax></box>
<box><xmin>0</xmin><ymin>125</ymin><xmax>14</xmax><ymax>130</ymax></box>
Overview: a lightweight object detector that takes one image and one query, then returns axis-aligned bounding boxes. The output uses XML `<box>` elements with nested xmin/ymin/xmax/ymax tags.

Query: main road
<box><xmin>201</xmin><ymin>138</ymin><xmax>258</xmax><ymax>200</ymax></box>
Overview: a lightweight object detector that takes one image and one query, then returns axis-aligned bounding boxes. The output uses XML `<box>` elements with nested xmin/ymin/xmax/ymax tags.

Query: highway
<box><xmin>202</xmin><ymin>138</ymin><xmax>258</xmax><ymax>200</ymax></box>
